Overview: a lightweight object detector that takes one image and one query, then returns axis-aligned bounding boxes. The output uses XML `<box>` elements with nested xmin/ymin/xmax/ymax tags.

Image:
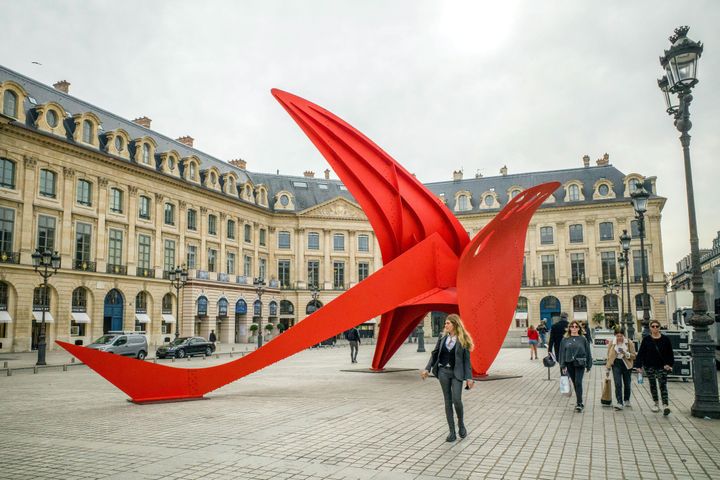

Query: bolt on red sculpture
<box><xmin>57</xmin><ymin>89</ymin><xmax>559</xmax><ymax>403</ymax></box>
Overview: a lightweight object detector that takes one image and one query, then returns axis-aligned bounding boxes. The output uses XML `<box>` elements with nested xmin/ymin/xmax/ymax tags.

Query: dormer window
<box><xmin>483</xmin><ymin>195</ymin><xmax>494</xmax><ymax>207</ymax></box>
<box><xmin>190</xmin><ymin>163</ymin><xmax>196</xmax><ymax>179</ymax></box>
<box><xmin>168</xmin><ymin>157</ymin><xmax>175</xmax><ymax>170</ymax></box>
<box><xmin>510</xmin><ymin>189</ymin><xmax>521</xmax><ymax>199</ymax></box>
<box><xmin>114</xmin><ymin>136</ymin><xmax>124</xmax><ymax>152</ymax></box>
<box><xmin>142</xmin><ymin>144</ymin><xmax>151</xmax><ymax>164</ymax></box>
<box><xmin>568</xmin><ymin>184</ymin><xmax>580</xmax><ymax>201</ymax></box>
<box><xmin>629</xmin><ymin>178</ymin><xmax>641</xmax><ymax>193</ymax></box>
<box><xmin>210</xmin><ymin>172</ymin><xmax>216</xmax><ymax>185</ymax></box>
<box><xmin>455</xmin><ymin>193</ymin><xmax>471</xmax><ymax>212</ymax></box>
<box><xmin>82</xmin><ymin>120</ymin><xmax>93</xmax><ymax>144</ymax></box>
<box><xmin>46</xmin><ymin>109</ymin><xmax>58</xmax><ymax>128</ymax></box>
<box><xmin>598</xmin><ymin>184</ymin><xmax>609</xmax><ymax>196</ymax></box>
<box><xmin>280</xmin><ymin>194</ymin><xmax>289</xmax><ymax>207</ymax></box>
<box><xmin>3</xmin><ymin>90</ymin><xmax>18</xmax><ymax>118</ymax></box>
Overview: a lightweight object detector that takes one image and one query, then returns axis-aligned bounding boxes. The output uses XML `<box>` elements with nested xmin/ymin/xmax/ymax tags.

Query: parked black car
<box><xmin>156</xmin><ymin>336</ymin><xmax>215</xmax><ymax>359</ymax></box>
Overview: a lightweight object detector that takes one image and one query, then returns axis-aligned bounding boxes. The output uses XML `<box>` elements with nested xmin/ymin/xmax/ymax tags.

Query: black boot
<box><xmin>446</xmin><ymin>429</ymin><xmax>456</xmax><ymax>442</ymax></box>
<box><xmin>458</xmin><ymin>423</ymin><xmax>467</xmax><ymax>438</ymax></box>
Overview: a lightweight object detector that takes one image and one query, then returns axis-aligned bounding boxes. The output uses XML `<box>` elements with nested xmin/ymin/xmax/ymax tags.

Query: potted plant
<box><xmin>249</xmin><ymin>324</ymin><xmax>259</xmax><ymax>342</ymax></box>
<box><xmin>592</xmin><ymin>312</ymin><xmax>605</xmax><ymax>328</ymax></box>
<box><xmin>264</xmin><ymin>323</ymin><xmax>274</xmax><ymax>340</ymax></box>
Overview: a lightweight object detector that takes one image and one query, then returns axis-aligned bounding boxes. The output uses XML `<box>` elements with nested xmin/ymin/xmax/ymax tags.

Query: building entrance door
<box><xmin>103</xmin><ymin>289</ymin><xmax>124</xmax><ymax>332</ymax></box>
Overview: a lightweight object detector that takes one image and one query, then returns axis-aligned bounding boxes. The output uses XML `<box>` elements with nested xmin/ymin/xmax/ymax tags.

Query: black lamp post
<box><xmin>31</xmin><ymin>248</ymin><xmax>61</xmax><ymax>366</ymax></box>
<box><xmin>658</xmin><ymin>26</ymin><xmax>719</xmax><ymax>418</ymax></box>
<box><xmin>254</xmin><ymin>278</ymin><xmax>266</xmax><ymax>348</ymax></box>
<box><xmin>630</xmin><ymin>185</ymin><xmax>651</xmax><ymax>337</ymax></box>
<box><xmin>618</xmin><ymin>254</ymin><xmax>626</xmax><ymax>330</ymax></box>
<box><xmin>168</xmin><ymin>265</ymin><xmax>188</xmax><ymax>339</ymax></box>
<box><xmin>620</xmin><ymin>229</ymin><xmax>634</xmax><ymax>340</ymax></box>
<box><xmin>602</xmin><ymin>279</ymin><xmax>620</xmax><ymax>330</ymax></box>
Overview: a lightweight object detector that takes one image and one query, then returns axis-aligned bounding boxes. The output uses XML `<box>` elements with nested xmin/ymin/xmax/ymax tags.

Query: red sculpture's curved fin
<box><xmin>457</xmin><ymin>182</ymin><xmax>560</xmax><ymax>376</ymax></box>
<box><xmin>58</xmin><ymin>234</ymin><xmax>458</xmax><ymax>403</ymax></box>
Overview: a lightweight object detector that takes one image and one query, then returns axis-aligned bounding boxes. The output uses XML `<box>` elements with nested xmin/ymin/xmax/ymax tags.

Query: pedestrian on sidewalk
<box><xmin>527</xmin><ymin>324</ymin><xmax>539</xmax><ymax>360</ymax></box>
<box><xmin>421</xmin><ymin>314</ymin><xmax>475</xmax><ymax>442</ymax></box>
<box><xmin>537</xmin><ymin>320</ymin><xmax>548</xmax><ymax>347</ymax></box>
<box><xmin>636</xmin><ymin>320</ymin><xmax>674</xmax><ymax>416</ymax></box>
<box><xmin>605</xmin><ymin>328</ymin><xmax>636</xmax><ymax>410</ymax></box>
<box><xmin>344</xmin><ymin>326</ymin><xmax>361</xmax><ymax>363</ymax></box>
<box><xmin>548</xmin><ymin>312</ymin><xmax>569</xmax><ymax>365</ymax></box>
<box><xmin>559</xmin><ymin>320</ymin><xmax>592</xmax><ymax>412</ymax></box>
<box><xmin>209</xmin><ymin>329</ymin><xmax>217</xmax><ymax>346</ymax></box>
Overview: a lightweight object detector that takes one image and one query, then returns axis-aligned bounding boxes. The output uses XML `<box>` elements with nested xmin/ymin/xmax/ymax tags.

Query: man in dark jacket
<box><xmin>548</xmin><ymin>312</ymin><xmax>569</xmax><ymax>362</ymax></box>
<box><xmin>345</xmin><ymin>327</ymin><xmax>361</xmax><ymax>363</ymax></box>
<box><xmin>636</xmin><ymin>320</ymin><xmax>675</xmax><ymax>415</ymax></box>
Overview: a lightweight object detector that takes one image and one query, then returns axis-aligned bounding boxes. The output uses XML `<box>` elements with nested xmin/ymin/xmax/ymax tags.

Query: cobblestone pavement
<box><xmin>2</xmin><ymin>344</ymin><xmax>720</xmax><ymax>480</ymax></box>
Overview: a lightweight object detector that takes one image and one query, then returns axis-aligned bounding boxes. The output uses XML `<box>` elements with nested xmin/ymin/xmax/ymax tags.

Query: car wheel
<box><xmin>205</xmin><ymin>347</ymin><xmax>212</xmax><ymax>356</ymax></box>
<box><xmin>137</xmin><ymin>350</ymin><xmax>147</xmax><ymax>360</ymax></box>
<box><xmin>176</xmin><ymin>349</ymin><xmax>186</xmax><ymax>359</ymax></box>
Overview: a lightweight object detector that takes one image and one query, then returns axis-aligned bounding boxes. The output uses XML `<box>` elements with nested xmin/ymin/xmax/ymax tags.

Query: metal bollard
<box><xmin>3</xmin><ymin>361</ymin><xmax>7</xmax><ymax>369</ymax></box>
<box><xmin>71</xmin><ymin>357</ymin><xmax>75</xmax><ymax>363</ymax></box>
<box><xmin>63</xmin><ymin>364</ymin><xmax>68</xmax><ymax>372</ymax></box>
<box><xmin>229</xmin><ymin>352</ymin><xmax>233</xmax><ymax>358</ymax></box>
<box><xmin>186</xmin><ymin>356</ymin><xmax>190</xmax><ymax>361</ymax></box>
<box><xmin>153</xmin><ymin>358</ymin><xmax>157</xmax><ymax>364</ymax></box>
<box><xmin>215</xmin><ymin>354</ymin><xmax>219</xmax><ymax>359</ymax></box>
<box><xmin>171</xmin><ymin>358</ymin><xmax>175</xmax><ymax>363</ymax></box>
<box><xmin>7</xmin><ymin>369</ymin><xmax>11</xmax><ymax>376</ymax></box>
<box><xmin>203</xmin><ymin>355</ymin><xmax>207</xmax><ymax>360</ymax></box>
<box><xmin>33</xmin><ymin>366</ymin><xmax>38</xmax><ymax>374</ymax></box>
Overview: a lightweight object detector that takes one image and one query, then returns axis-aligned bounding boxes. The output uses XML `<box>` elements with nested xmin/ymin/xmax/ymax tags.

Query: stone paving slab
<box><xmin>1</xmin><ymin>344</ymin><xmax>720</xmax><ymax>479</ymax></box>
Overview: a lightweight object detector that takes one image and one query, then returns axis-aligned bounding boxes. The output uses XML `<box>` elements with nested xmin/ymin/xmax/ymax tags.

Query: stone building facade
<box><xmin>0</xmin><ymin>65</ymin><xmax>666</xmax><ymax>352</ymax></box>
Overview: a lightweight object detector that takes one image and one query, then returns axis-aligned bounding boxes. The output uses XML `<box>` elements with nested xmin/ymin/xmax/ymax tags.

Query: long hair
<box><xmin>564</xmin><ymin>320</ymin><xmax>585</xmax><ymax>338</ymax></box>
<box><xmin>445</xmin><ymin>314</ymin><xmax>474</xmax><ymax>351</ymax></box>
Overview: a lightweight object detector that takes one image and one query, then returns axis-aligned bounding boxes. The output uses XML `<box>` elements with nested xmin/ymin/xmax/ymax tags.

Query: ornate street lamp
<box><xmin>168</xmin><ymin>265</ymin><xmax>188</xmax><ymax>338</ymax></box>
<box><xmin>618</xmin><ymin>253</ymin><xmax>626</xmax><ymax>330</ymax></box>
<box><xmin>658</xmin><ymin>26</ymin><xmax>719</xmax><ymax>418</ymax></box>
<box><xmin>630</xmin><ymin>185</ymin><xmax>651</xmax><ymax>337</ymax></box>
<box><xmin>31</xmin><ymin>248</ymin><xmax>61</xmax><ymax>366</ymax></box>
<box><xmin>254</xmin><ymin>278</ymin><xmax>266</xmax><ymax>348</ymax></box>
<box><xmin>602</xmin><ymin>279</ymin><xmax>620</xmax><ymax>330</ymax></box>
<box><xmin>619</xmin><ymin>229</ymin><xmax>634</xmax><ymax>340</ymax></box>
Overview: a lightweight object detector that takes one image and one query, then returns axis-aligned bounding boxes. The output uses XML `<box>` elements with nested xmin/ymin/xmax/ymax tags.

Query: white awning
<box><xmin>573</xmin><ymin>312</ymin><xmax>588</xmax><ymax>321</ymax></box>
<box><xmin>0</xmin><ymin>311</ymin><xmax>12</xmax><ymax>323</ymax></box>
<box><xmin>71</xmin><ymin>312</ymin><xmax>91</xmax><ymax>324</ymax></box>
<box><xmin>32</xmin><ymin>311</ymin><xmax>54</xmax><ymax>323</ymax></box>
<box><xmin>515</xmin><ymin>312</ymin><xmax>528</xmax><ymax>320</ymax></box>
<box><xmin>161</xmin><ymin>314</ymin><xmax>176</xmax><ymax>324</ymax></box>
<box><xmin>363</xmin><ymin>319</ymin><xmax>377</xmax><ymax>324</ymax></box>
<box><xmin>135</xmin><ymin>313</ymin><xmax>151</xmax><ymax>324</ymax></box>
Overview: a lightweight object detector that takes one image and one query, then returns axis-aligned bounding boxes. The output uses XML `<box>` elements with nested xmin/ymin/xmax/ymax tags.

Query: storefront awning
<box><xmin>573</xmin><ymin>312</ymin><xmax>588</xmax><ymax>321</ymax></box>
<box><xmin>363</xmin><ymin>318</ymin><xmax>377</xmax><ymax>324</ymax></box>
<box><xmin>32</xmin><ymin>311</ymin><xmax>54</xmax><ymax>323</ymax></box>
<box><xmin>515</xmin><ymin>312</ymin><xmax>528</xmax><ymax>320</ymax></box>
<box><xmin>0</xmin><ymin>311</ymin><xmax>12</xmax><ymax>323</ymax></box>
<box><xmin>135</xmin><ymin>314</ymin><xmax>151</xmax><ymax>324</ymax></box>
<box><xmin>71</xmin><ymin>312</ymin><xmax>91</xmax><ymax>324</ymax></box>
<box><xmin>161</xmin><ymin>314</ymin><xmax>176</xmax><ymax>324</ymax></box>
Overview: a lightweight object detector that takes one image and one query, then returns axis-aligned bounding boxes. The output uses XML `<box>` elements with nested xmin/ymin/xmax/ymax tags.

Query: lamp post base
<box><xmin>690</xmin><ymin>318</ymin><xmax>720</xmax><ymax>419</ymax></box>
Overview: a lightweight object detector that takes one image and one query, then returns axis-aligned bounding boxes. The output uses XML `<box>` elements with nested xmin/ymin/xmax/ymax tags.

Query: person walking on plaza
<box><xmin>636</xmin><ymin>320</ymin><xmax>674</xmax><ymax>415</ymax></box>
<box><xmin>537</xmin><ymin>320</ymin><xmax>548</xmax><ymax>347</ymax></box>
<box><xmin>548</xmin><ymin>312</ymin><xmax>569</xmax><ymax>363</ymax></box>
<box><xmin>209</xmin><ymin>329</ymin><xmax>217</xmax><ymax>346</ymax></box>
<box><xmin>559</xmin><ymin>320</ymin><xmax>592</xmax><ymax>412</ymax></box>
<box><xmin>421</xmin><ymin>314</ymin><xmax>475</xmax><ymax>442</ymax></box>
<box><xmin>605</xmin><ymin>328</ymin><xmax>636</xmax><ymax>410</ymax></box>
<box><xmin>345</xmin><ymin>326</ymin><xmax>361</xmax><ymax>363</ymax></box>
<box><xmin>527</xmin><ymin>324</ymin><xmax>539</xmax><ymax>360</ymax></box>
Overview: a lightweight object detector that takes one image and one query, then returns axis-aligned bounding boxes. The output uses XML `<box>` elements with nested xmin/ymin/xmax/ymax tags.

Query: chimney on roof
<box><xmin>475</xmin><ymin>169</ymin><xmax>483</xmax><ymax>179</ymax></box>
<box><xmin>583</xmin><ymin>155</ymin><xmax>590</xmax><ymax>167</ymax></box>
<box><xmin>596</xmin><ymin>153</ymin><xmax>610</xmax><ymax>166</ymax></box>
<box><xmin>53</xmin><ymin>80</ymin><xmax>70</xmax><ymax>94</ymax></box>
<box><xmin>176</xmin><ymin>135</ymin><xmax>194</xmax><ymax>147</ymax></box>
<box><xmin>500</xmin><ymin>165</ymin><xmax>508</xmax><ymax>176</ymax></box>
<box><xmin>132</xmin><ymin>116</ymin><xmax>152</xmax><ymax>128</ymax></box>
<box><xmin>453</xmin><ymin>169</ymin><xmax>463</xmax><ymax>181</ymax></box>
<box><xmin>303</xmin><ymin>170</ymin><xmax>315</xmax><ymax>178</ymax></box>
<box><xmin>324</xmin><ymin>169</ymin><xmax>330</xmax><ymax>180</ymax></box>
<box><xmin>229</xmin><ymin>159</ymin><xmax>247</xmax><ymax>170</ymax></box>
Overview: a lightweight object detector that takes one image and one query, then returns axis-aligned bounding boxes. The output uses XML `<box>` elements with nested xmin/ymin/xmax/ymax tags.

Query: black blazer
<box><xmin>425</xmin><ymin>335</ymin><xmax>473</xmax><ymax>381</ymax></box>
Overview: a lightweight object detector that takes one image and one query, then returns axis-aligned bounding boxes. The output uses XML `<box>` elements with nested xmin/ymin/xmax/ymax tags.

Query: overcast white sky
<box><xmin>2</xmin><ymin>0</ymin><xmax>719</xmax><ymax>272</ymax></box>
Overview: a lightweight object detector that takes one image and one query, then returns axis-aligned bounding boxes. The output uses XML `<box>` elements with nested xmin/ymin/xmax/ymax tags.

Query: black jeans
<box><xmin>565</xmin><ymin>364</ymin><xmax>586</xmax><ymax>406</ymax></box>
<box><xmin>438</xmin><ymin>367</ymin><xmax>464</xmax><ymax>433</ymax></box>
<box><xmin>349</xmin><ymin>341</ymin><xmax>359</xmax><ymax>362</ymax></box>
<box><xmin>612</xmin><ymin>358</ymin><xmax>632</xmax><ymax>404</ymax></box>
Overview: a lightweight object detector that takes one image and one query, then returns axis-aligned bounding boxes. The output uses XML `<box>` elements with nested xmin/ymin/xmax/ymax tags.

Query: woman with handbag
<box><xmin>559</xmin><ymin>320</ymin><xmax>593</xmax><ymax>412</ymax></box>
<box><xmin>605</xmin><ymin>328</ymin><xmax>637</xmax><ymax>410</ymax></box>
<box><xmin>636</xmin><ymin>320</ymin><xmax>674</xmax><ymax>415</ymax></box>
<box><xmin>420</xmin><ymin>314</ymin><xmax>475</xmax><ymax>442</ymax></box>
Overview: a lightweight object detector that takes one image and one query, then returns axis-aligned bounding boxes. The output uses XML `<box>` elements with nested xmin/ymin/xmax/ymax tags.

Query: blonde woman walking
<box><xmin>421</xmin><ymin>314</ymin><xmax>475</xmax><ymax>442</ymax></box>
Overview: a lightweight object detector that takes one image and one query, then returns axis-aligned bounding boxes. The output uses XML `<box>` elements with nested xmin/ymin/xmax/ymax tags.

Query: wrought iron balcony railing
<box><xmin>106</xmin><ymin>263</ymin><xmax>127</xmax><ymax>275</ymax></box>
<box><xmin>0</xmin><ymin>251</ymin><xmax>20</xmax><ymax>264</ymax></box>
<box><xmin>73</xmin><ymin>259</ymin><xmax>97</xmax><ymax>272</ymax></box>
<box><xmin>136</xmin><ymin>267</ymin><xmax>155</xmax><ymax>278</ymax></box>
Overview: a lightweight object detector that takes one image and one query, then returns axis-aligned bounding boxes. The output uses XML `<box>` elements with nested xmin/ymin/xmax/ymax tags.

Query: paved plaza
<box><xmin>2</xmin><ymin>343</ymin><xmax>720</xmax><ymax>480</ymax></box>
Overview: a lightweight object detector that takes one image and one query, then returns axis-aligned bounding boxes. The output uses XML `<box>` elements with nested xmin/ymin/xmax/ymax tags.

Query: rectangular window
<box><xmin>227</xmin><ymin>219</ymin><xmax>236</xmax><ymax>240</ymax></box>
<box><xmin>37</xmin><ymin>215</ymin><xmax>56</xmax><ymax>252</ymax></box>
<box><xmin>568</xmin><ymin>224</ymin><xmax>583</xmax><ymax>243</ymax></box>
<box><xmin>632</xmin><ymin>249</ymin><xmax>649</xmax><ymax>282</ymax></box>
<box><xmin>164</xmin><ymin>203</ymin><xmax>175</xmax><ymax>225</ymax></box>
<box><xmin>208</xmin><ymin>214</ymin><xmax>217</xmax><ymax>235</ymax></box>
<box><xmin>139</xmin><ymin>196</ymin><xmax>151</xmax><ymax>220</ymax></box>
<box><xmin>164</xmin><ymin>239</ymin><xmax>176</xmax><ymax>273</ymax></box>
<box><xmin>357</xmin><ymin>234</ymin><xmax>369</xmax><ymax>252</ymax></box>
<box><xmin>110</xmin><ymin>188</ymin><xmax>123</xmax><ymax>213</ymax></box>
<box><xmin>227</xmin><ymin>252</ymin><xmax>236</xmax><ymax>275</ymax></box>
<box><xmin>333</xmin><ymin>233</ymin><xmax>345</xmax><ymax>251</ymax></box>
<box><xmin>208</xmin><ymin>248</ymin><xmax>217</xmax><ymax>272</ymax></box>
<box><xmin>39</xmin><ymin>169</ymin><xmax>56</xmax><ymax>198</ymax></box>
<box><xmin>186</xmin><ymin>245</ymin><xmax>197</xmax><ymax>269</ymax></box>
<box><xmin>0</xmin><ymin>207</ymin><xmax>15</xmax><ymax>254</ymax></box>
<box><xmin>244</xmin><ymin>224</ymin><xmax>252</xmax><ymax>243</ymax></box>
<box><xmin>137</xmin><ymin>234</ymin><xmax>151</xmax><ymax>269</ymax></box>
<box><xmin>278</xmin><ymin>231</ymin><xmax>291</xmax><ymax>249</ymax></box>
<box><xmin>259</xmin><ymin>228</ymin><xmax>266</xmax><ymax>246</ymax></box>
<box><xmin>521</xmin><ymin>257</ymin><xmax>527</xmax><ymax>286</ymax></box>
<box><xmin>76</xmin><ymin>179</ymin><xmax>92</xmax><ymax>206</ymax></box>
<box><xmin>333</xmin><ymin>261</ymin><xmax>345</xmax><ymax>289</ymax></box>
<box><xmin>601</xmin><ymin>251</ymin><xmax>617</xmax><ymax>281</ymax></box>
<box><xmin>0</xmin><ymin>158</ymin><xmax>16</xmax><ymax>189</ymax></box>
<box><xmin>540</xmin><ymin>226</ymin><xmax>554</xmax><ymax>245</ymax></box>
<box><xmin>570</xmin><ymin>253</ymin><xmax>585</xmax><ymax>285</ymax></box>
<box><xmin>243</xmin><ymin>255</ymin><xmax>252</xmax><ymax>277</ymax></box>
<box><xmin>358</xmin><ymin>262</ymin><xmax>369</xmax><ymax>281</ymax></box>
<box><xmin>307</xmin><ymin>260</ymin><xmax>319</xmax><ymax>288</ymax></box>
<box><xmin>259</xmin><ymin>257</ymin><xmax>267</xmax><ymax>281</ymax></box>
<box><xmin>307</xmin><ymin>232</ymin><xmax>320</xmax><ymax>250</ymax></box>
<box><xmin>75</xmin><ymin>223</ymin><xmax>92</xmax><ymax>262</ymax></box>
<box><xmin>541</xmin><ymin>254</ymin><xmax>555</xmax><ymax>286</ymax></box>
<box><xmin>278</xmin><ymin>260</ymin><xmax>291</xmax><ymax>287</ymax></box>
<box><xmin>599</xmin><ymin>222</ymin><xmax>614</xmax><ymax>241</ymax></box>
<box><xmin>187</xmin><ymin>209</ymin><xmax>197</xmax><ymax>231</ymax></box>
<box><xmin>108</xmin><ymin>229</ymin><xmax>123</xmax><ymax>265</ymax></box>
<box><xmin>631</xmin><ymin>220</ymin><xmax>640</xmax><ymax>238</ymax></box>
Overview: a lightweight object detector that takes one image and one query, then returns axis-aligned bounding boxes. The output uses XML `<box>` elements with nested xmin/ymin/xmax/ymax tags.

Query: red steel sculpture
<box><xmin>57</xmin><ymin>89</ymin><xmax>559</xmax><ymax>403</ymax></box>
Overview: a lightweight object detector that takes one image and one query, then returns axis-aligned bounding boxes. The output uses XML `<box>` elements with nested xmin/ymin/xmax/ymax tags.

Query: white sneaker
<box><xmin>624</xmin><ymin>399</ymin><xmax>631</xmax><ymax>408</ymax></box>
<box><xmin>614</xmin><ymin>404</ymin><xmax>624</xmax><ymax>411</ymax></box>
<box><xmin>651</xmin><ymin>403</ymin><xmax>660</xmax><ymax>412</ymax></box>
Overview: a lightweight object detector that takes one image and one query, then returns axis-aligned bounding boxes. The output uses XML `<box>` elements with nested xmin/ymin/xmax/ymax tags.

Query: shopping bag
<box><xmin>601</xmin><ymin>372</ymin><xmax>612</xmax><ymax>406</ymax></box>
<box><xmin>559</xmin><ymin>375</ymin><xmax>571</xmax><ymax>396</ymax></box>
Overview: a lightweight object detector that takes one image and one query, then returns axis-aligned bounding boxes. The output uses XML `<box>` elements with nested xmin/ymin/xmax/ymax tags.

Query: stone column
<box><xmin>585</xmin><ymin>218</ymin><xmax>598</xmax><ymax>283</ymax></box>
<box><xmin>296</xmin><ymin>228</ymin><xmax>305</xmax><ymax>288</ymax></box>
<box><xmin>152</xmin><ymin>193</ymin><xmax>163</xmax><ymax>275</ymax></box>
<box><xmin>527</xmin><ymin>224</ymin><xmax>538</xmax><ymax>286</ymax></box>
<box><xmin>178</xmin><ymin>200</ymin><xmax>187</xmax><ymax>268</ymax></box>
<box><xmin>126</xmin><ymin>187</ymin><xmax>138</xmax><ymax>267</ymax></box>
<box><xmin>323</xmin><ymin>229</ymin><xmax>332</xmax><ymax>289</ymax></box>
<box><xmin>253</xmin><ymin>222</ymin><xmax>260</xmax><ymax>278</ymax></box>
<box><xmin>95</xmin><ymin>177</ymin><xmax>109</xmax><ymax>270</ymax></box>
<box><xmin>556</xmin><ymin>221</ymin><xmax>567</xmax><ymax>285</ymax></box>
<box><xmin>199</xmin><ymin>207</ymin><xmax>208</xmax><ymax>271</ymax></box>
<box><xmin>60</xmin><ymin>167</ymin><xmax>75</xmax><ymax>265</ymax></box>
<box><xmin>268</xmin><ymin>226</ymin><xmax>276</xmax><ymax>281</ymax></box>
<box><xmin>20</xmin><ymin>156</ymin><xmax>38</xmax><ymax>261</ymax></box>
<box><xmin>348</xmin><ymin>231</ymin><xmax>356</xmax><ymax>287</ymax></box>
<box><xmin>219</xmin><ymin>212</ymin><xmax>227</xmax><ymax>276</ymax></box>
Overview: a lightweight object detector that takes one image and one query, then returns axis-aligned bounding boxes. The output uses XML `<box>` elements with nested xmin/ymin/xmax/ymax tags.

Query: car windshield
<box><xmin>168</xmin><ymin>337</ymin><xmax>189</xmax><ymax>346</ymax></box>
<box><xmin>93</xmin><ymin>335</ymin><xmax>116</xmax><ymax>345</ymax></box>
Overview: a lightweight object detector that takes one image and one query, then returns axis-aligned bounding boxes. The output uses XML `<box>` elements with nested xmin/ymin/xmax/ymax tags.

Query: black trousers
<box><xmin>349</xmin><ymin>341</ymin><xmax>359</xmax><ymax>362</ymax></box>
<box><xmin>438</xmin><ymin>367</ymin><xmax>464</xmax><ymax>433</ymax></box>
<box><xmin>612</xmin><ymin>358</ymin><xmax>632</xmax><ymax>404</ymax></box>
<box><xmin>565</xmin><ymin>364</ymin><xmax>585</xmax><ymax>406</ymax></box>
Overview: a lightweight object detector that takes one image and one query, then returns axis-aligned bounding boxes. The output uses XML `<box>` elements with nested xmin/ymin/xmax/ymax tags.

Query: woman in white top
<box><xmin>605</xmin><ymin>328</ymin><xmax>637</xmax><ymax>410</ymax></box>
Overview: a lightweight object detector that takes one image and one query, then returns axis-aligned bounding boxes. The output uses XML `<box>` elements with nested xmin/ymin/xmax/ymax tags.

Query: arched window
<box><xmin>568</xmin><ymin>184</ymin><xmax>580</xmax><ymax>201</ymax></box>
<box><xmin>483</xmin><ymin>195</ymin><xmax>494</xmax><ymax>207</ymax></box>
<box><xmin>598</xmin><ymin>183</ymin><xmax>610</xmax><ymax>196</ymax></box>
<box><xmin>197</xmin><ymin>296</ymin><xmax>208</xmax><ymax>316</ymax></box>
<box><xmin>235</xmin><ymin>299</ymin><xmax>247</xmax><ymax>315</ymax></box>
<box><xmin>635</xmin><ymin>293</ymin><xmax>651</xmax><ymax>310</ymax></box>
<box><xmin>0</xmin><ymin>281</ymin><xmax>8</xmax><ymax>310</ymax></box>
<box><xmin>72</xmin><ymin>288</ymin><xmax>87</xmax><ymax>312</ymax></box>
<box><xmin>218</xmin><ymin>298</ymin><xmax>228</xmax><ymax>316</ymax></box>
<box><xmin>269</xmin><ymin>301</ymin><xmax>278</xmax><ymax>316</ymax></box>
<box><xmin>33</xmin><ymin>287</ymin><xmax>49</xmax><ymax>311</ymax></box>
<box><xmin>573</xmin><ymin>295</ymin><xmax>588</xmax><ymax>312</ymax></box>
<box><xmin>629</xmin><ymin>178</ymin><xmax>641</xmax><ymax>194</ymax></box>
<box><xmin>46</xmin><ymin>109</ymin><xmax>58</xmax><ymax>128</ymax></box>
<box><xmin>142</xmin><ymin>144</ymin><xmax>151</xmax><ymax>164</ymax></box>
<box><xmin>162</xmin><ymin>293</ymin><xmax>173</xmax><ymax>314</ymax></box>
<box><xmin>457</xmin><ymin>195</ymin><xmax>470</xmax><ymax>211</ymax></box>
<box><xmin>135</xmin><ymin>292</ymin><xmax>147</xmax><ymax>313</ymax></box>
<box><xmin>253</xmin><ymin>299</ymin><xmax>262</xmax><ymax>316</ymax></box>
<box><xmin>603</xmin><ymin>294</ymin><xmax>619</xmax><ymax>312</ymax></box>
<box><xmin>189</xmin><ymin>163</ymin><xmax>197</xmax><ymax>180</ymax></box>
<box><xmin>510</xmin><ymin>189</ymin><xmax>521</xmax><ymax>199</ymax></box>
<box><xmin>516</xmin><ymin>297</ymin><xmax>528</xmax><ymax>312</ymax></box>
<box><xmin>280</xmin><ymin>300</ymin><xmax>294</xmax><ymax>315</ymax></box>
<box><xmin>306</xmin><ymin>300</ymin><xmax>323</xmax><ymax>314</ymax></box>
<box><xmin>82</xmin><ymin>119</ymin><xmax>93</xmax><ymax>144</ymax></box>
<box><xmin>3</xmin><ymin>90</ymin><xmax>18</xmax><ymax>118</ymax></box>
